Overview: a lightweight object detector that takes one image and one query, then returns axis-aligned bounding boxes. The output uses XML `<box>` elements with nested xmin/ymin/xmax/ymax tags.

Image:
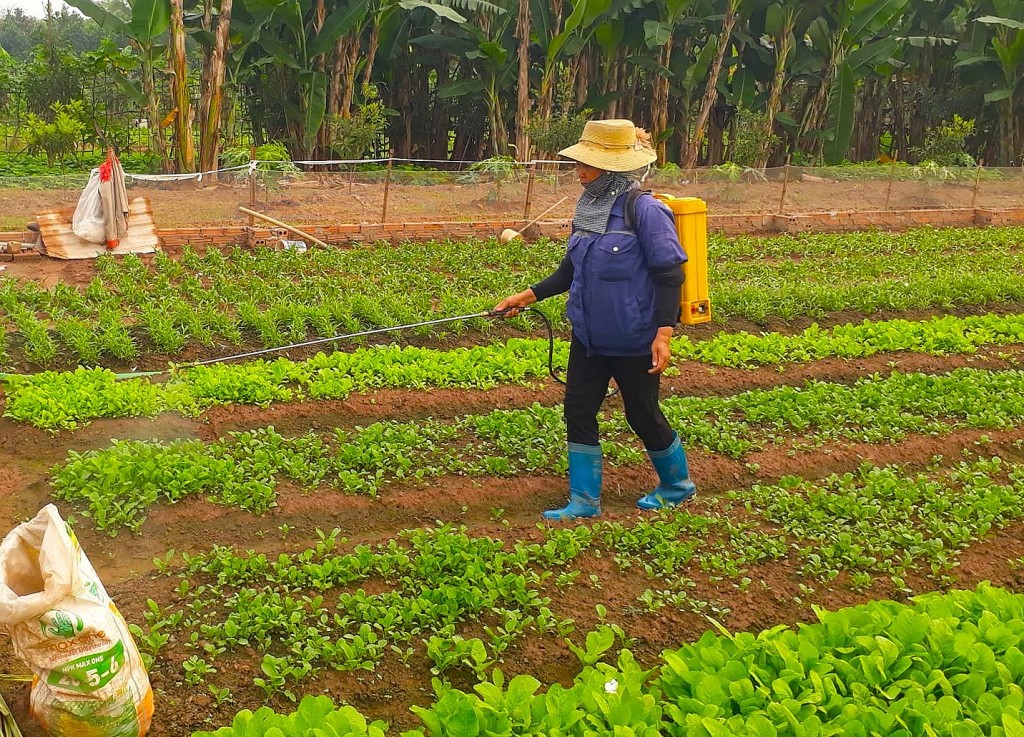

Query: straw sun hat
<box><xmin>558</xmin><ymin>119</ymin><xmax>657</xmax><ymax>172</ymax></box>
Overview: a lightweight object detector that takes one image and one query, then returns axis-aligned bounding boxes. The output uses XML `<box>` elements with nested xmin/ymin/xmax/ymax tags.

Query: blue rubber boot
<box><xmin>543</xmin><ymin>443</ymin><xmax>602</xmax><ymax>520</ymax></box>
<box><xmin>637</xmin><ymin>434</ymin><xmax>696</xmax><ymax>510</ymax></box>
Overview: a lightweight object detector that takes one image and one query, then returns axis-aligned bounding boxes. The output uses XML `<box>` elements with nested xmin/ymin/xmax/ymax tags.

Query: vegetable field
<box><xmin>6</xmin><ymin>226</ymin><xmax>1024</xmax><ymax>736</ymax></box>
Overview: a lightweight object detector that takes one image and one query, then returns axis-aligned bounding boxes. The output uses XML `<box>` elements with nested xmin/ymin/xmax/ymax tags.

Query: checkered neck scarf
<box><xmin>572</xmin><ymin>172</ymin><xmax>638</xmax><ymax>235</ymax></box>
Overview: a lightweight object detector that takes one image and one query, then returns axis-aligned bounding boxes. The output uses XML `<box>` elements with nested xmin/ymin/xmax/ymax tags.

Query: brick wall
<box><xmin>3</xmin><ymin>207</ymin><xmax>1023</xmax><ymax>251</ymax></box>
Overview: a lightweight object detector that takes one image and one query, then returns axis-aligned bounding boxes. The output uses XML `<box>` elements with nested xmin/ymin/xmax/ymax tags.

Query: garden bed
<box><xmin>4</xmin><ymin>225</ymin><xmax>1024</xmax><ymax>735</ymax></box>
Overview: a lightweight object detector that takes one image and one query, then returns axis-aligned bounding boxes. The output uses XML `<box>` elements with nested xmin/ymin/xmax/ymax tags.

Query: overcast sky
<box><xmin>1</xmin><ymin>0</ymin><xmax>71</xmax><ymax>18</ymax></box>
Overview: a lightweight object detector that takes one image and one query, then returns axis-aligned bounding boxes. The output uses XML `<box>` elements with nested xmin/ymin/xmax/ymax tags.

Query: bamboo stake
<box><xmin>971</xmin><ymin>159</ymin><xmax>984</xmax><ymax>209</ymax></box>
<box><xmin>519</xmin><ymin>195</ymin><xmax>568</xmax><ymax>230</ymax></box>
<box><xmin>884</xmin><ymin>156</ymin><xmax>898</xmax><ymax>210</ymax></box>
<box><xmin>777</xmin><ymin>157</ymin><xmax>791</xmax><ymax>214</ymax></box>
<box><xmin>238</xmin><ymin>207</ymin><xmax>329</xmax><ymax>248</ymax></box>
<box><xmin>381</xmin><ymin>150</ymin><xmax>394</xmax><ymax>224</ymax></box>
<box><xmin>247</xmin><ymin>145</ymin><xmax>256</xmax><ymax>228</ymax></box>
<box><xmin>523</xmin><ymin>165</ymin><xmax>536</xmax><ymax>220</ymax></box>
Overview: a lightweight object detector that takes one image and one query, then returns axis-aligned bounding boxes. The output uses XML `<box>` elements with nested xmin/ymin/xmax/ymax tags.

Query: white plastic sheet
<box><xmin>71</xmin><ymin>169</ymin><xmax>106</xmax><ymax>244</ymax></box>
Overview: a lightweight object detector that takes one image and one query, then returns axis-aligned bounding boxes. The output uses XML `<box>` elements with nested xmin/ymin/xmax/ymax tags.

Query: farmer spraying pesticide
<box><xmin>494</xmin><ymin>118</ymin><xmax>697</xmax><ymax>520</ymax></box>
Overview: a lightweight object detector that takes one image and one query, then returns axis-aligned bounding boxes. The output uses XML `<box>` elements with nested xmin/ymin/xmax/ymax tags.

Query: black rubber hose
<box><xmin>523</xmin><ymin>306</ymin><xmax>565</xmax><ymax>386</ymax></box>
<box><xmin>520</xmin><ymin>306</ymin><xmax>617</xmax><ymax>397</ymax></box>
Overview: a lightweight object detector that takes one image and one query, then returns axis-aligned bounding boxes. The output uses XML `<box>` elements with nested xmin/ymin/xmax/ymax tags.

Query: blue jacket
<box><xmin>566</xmin><ymin>192</ymin><xmax>688</xmax><ymax>356</ymax></box>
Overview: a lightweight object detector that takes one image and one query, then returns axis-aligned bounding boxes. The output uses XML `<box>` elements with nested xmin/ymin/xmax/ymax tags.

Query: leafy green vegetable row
<box><xmin>4</xmin><ymin>339</ymin><xmax>566</xmax><ymax>431</ymax></box>
<box><xmin>411</xmin><ymin>585</ymin><xmax>1024</xmax><ymax>737</ymax></box>
<box><xmin>147</xmin><ymin>454</ymin><xmax>1024</xmax><ymax>712</ymax></box>
<box><xmin>51</xmin><ymin>367</ymin><xmax>1024</xmax><ymax>532</ymax></box>
<box><xmin>3</xmin><ymin>226</ymin><xmax>1024</xmax><ymax>367</ymax></box>
<box><xmin>11</xmin><ymin>311</ymin><xmax>1024</xmax><ymax>431</ymax></box>
<box><xmin>194</xmin><ymin>584</ymin><xmax>1024</xmax><ymax>737</ymax></box>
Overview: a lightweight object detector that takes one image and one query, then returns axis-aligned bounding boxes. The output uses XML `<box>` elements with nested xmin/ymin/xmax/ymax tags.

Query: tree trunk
<box><xmin>682</xmin><ymin>0</ymin><xmax>737</xmax><ymax>169</ymax></box>
<box><xmin>575</xmin><ymin>49</ymin><xmax>590</xmax><ymax>109</ymax></box>
<box><xmin>138</xmin><ymin>51</ymin><xmax>170</xmax><ymax>172</ymax></box>
<box><xmin>757</xmin><ymin>26</ymin><xmax>792</xmax><ymax>168</ymax></box>
<box><xmin>430</xmin><ymin>54</ymin><xmax>450</xmax><ymax>160</ymax></box>
<box><xmin>514</xmin><ymin>0</ymin><xmax>530</xmax><ymax>160</ymax></box>
<box><xmin>1000</xmin><ymin>97</ymin><xmax>1014</xmax><ymax>167</ymax></box>
<box><xmin>651</xmin><ymin>35</ymin><xmax>673</xmax><ymax>163</ymax></box>
<box><xmin>328</xmin><ymin>37</ymin><xmax>346</xmax><ymax>120</ymax></box>
<box><xmin>619</xmin><ymin>62</ymin><xmax>633</xmax><ymax>121</ymax></box>
<box><xmin>707</xmin><ymin>110</ymin><xmax>724</xmax><ymax>164</ymax></box>
<box><xmin>395</xmin><ymin>61</ymin><xmax>412</xmax><ymax>158</ymax></box>
<box><xmin>198</xmin><ymin>0</ymin><xmax>233</xmax><ymax>176</ymax></box>
<box><xmin>340</xmin><ymin>37</ymin><xmax>360</xmax><ymax>119</ymax></box>
<box><xmin>361</xmin><ymin>23</ymin><xmax>380</xmax><ymax>89</ymax></box>
<box><xmin>537</xmin><ymin>75</ymin><xmax>554</xmax><ymax>124</ymax></box>
<box><xmin>168</xmin><ymin>0</ymin><xmax>194</xmax><ymax>172</ymax></box>
<box><xmin>853</xmin><ymin>76</ymin><xmax>883</xmax><ymax>161</ymax></box>
<box><xmin>487</xmin><ymin>81</ymin><xmax>509</xmax><ymax>156</ymax></box>
<box><xmin>606</xmin><ymin>59</ymin><xmax>619</xmax><ymax>118</ymax></box>
<box><xmin>535</xmin><ymin>0</ymin><xmax>562</xmax><ymax>126</ymax></box>
<box><xmin>223</xmin><ymin>86</ymin><xmax>237</xmax><ymax>148</ymax></box>
<box><xmin>798</xmin><ymin>46</ymin><xmax>843</xmax><ymax>159</ymax></box>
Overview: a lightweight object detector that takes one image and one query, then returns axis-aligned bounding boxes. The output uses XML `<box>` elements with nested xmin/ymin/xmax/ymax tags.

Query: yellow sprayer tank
<box><xmin>653</xmin><ymin>195</ymin><xmax>711</xmax><ymax>325</ymax></box>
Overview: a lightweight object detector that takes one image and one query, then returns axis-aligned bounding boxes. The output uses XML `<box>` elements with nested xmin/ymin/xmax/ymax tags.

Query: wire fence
<box><xmin>0</xmin><ymin>161</ymin><xmax>1021</xmax><ymax>233</ymax></box>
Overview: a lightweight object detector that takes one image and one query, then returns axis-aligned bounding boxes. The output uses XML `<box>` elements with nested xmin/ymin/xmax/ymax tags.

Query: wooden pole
<box><xmin>381</xmin><ymin>150</ymin><xmax>394</xmax><ymax>224</ymax></box>
<box><xmin>971</xmin><ymin>159</ymin><xmax>984</xmax><ymax>209</ymax></box>
<box><xmin>247</xmin><ymin>144</ymin><xmax>256</xmax><ymax>228</ymax></box>
<box><xmin>777</xmin><ymin>157</ymin><xmax>791</xmax><ymax>214</ymax></box>
<box><xmin>238</xmin><ymin>207</ymin><xmax>329</xmax><ymax>248</ymax></box>
<box><xmin>523</xmin><ymin>165</ymin><xmax>536</xmax><ymax>220</ymax></box>
<box><xmin>884</xmin><ymin>156</ymin><xmax>898</xmax><ymax>210</ymax></box>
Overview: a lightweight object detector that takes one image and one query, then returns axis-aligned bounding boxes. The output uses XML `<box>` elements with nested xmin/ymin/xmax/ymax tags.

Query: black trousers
<box><xmin>563</xmin><ymin>335</ymin><xmax>676</xmax><ymax>451</ymax></box>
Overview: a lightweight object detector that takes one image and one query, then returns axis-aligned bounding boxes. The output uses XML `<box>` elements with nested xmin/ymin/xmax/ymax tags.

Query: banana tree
<box><xmin>197</xmin><ymin>0</ymin><xmax>232</xmax><ymax>173</ymax></box>
<box><xmin>207</xmin><ymin>7</ymin><xmax>277</xmax><ymax>147</ymax></box>
<box><xmin>514</xmin><ymin>0</ymin><xmax>529</xmax><ymax>158</ymax></box>
<box><xmin>643</xmin><ymin>0</ymin><xmax>694</xmax><ymax>161</ymax></box>
<box><xmin>531</xmin><ymin>0</ymin><xmax>607</xmax><ymax>125</ymax></box>
<box><xmin>682</xmin><ymin>0</ymin><xmax>745</xmax><ymax>168</ymax></box>
<box><xmin>65</xmin><ymin>0</ymin><xmax>173</xmax><ymax>170</ymax></box>
<box><xmin>957</xmin><ymin>0</ymin><xmax>1023</xmax><ymax>165</ymax></box>
<box><xmin>753</xmin><ymin>0</ymin><xmax>819</xmax><ymax>166</ymax></box>
<box><xmin>797</xmin><ymin>0</ymin><xmax>909</xmax><ymax>163</ymax></box>
<box><xmin>411</xmin><ymin>1</ymin><xmax>514</xmax><ymax>155</ymax></box>
<box><xmin>242</xmin><ymin>0</ymin><xmax>370</xmax><ymax>157</ymax></box>
<box><xmin>169</xmin><ymin>0</ymin><xmax>194</xmax><ymax>171</ymax></box>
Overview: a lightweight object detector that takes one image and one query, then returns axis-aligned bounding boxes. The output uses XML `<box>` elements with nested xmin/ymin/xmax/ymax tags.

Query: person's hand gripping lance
<box><xmin>492</xmin><ymin>288</ymin><xmax>537</xmax><ymax>318</ymax></box>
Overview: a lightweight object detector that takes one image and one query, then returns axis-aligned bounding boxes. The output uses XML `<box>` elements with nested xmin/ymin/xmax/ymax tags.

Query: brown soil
<box><xmin>2</xmin><ymin>337</ymin><xmax>1024</xmax><ymax>735</ymax></box>
<box><xmin>1</xmin><ymin>171</ymin><xmax>1021</xmax><ymax>232</ymax></box>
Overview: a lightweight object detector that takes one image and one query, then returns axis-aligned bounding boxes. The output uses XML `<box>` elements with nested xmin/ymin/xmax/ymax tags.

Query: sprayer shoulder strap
<box><xmin>623</xmin><ymin>188</ymin><xmax>652</xmax><ymax>233</ymax></box>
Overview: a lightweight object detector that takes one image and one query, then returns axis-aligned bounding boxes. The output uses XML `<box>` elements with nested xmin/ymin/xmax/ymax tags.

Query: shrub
<box><xmin>912</xmin><ymin>115</ymin><xmax>976</xmax><ymax>166</ymax></box>
<box><xmin>525</xmin><ymin>109</ymin><xmax>591</xmax><ymax>156</ymax></box>
<box><xmin>23</xmin><ymin>100</ymin><xmax>85</xmax><ymax>168</ymax></box>
<box><xmin>728</xmin><ymin>107</ymin><xmax>779</xmax><ymax>167</ymax></box>
<box><xmin>221</xmin><ymin>141</ymin><xmax>298</xmax><ymax>172</ymax></box>
<box><xmin>328</xmin><ymin>85</ymin><xmax>389</xmax><ymax>160</ymax></box>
